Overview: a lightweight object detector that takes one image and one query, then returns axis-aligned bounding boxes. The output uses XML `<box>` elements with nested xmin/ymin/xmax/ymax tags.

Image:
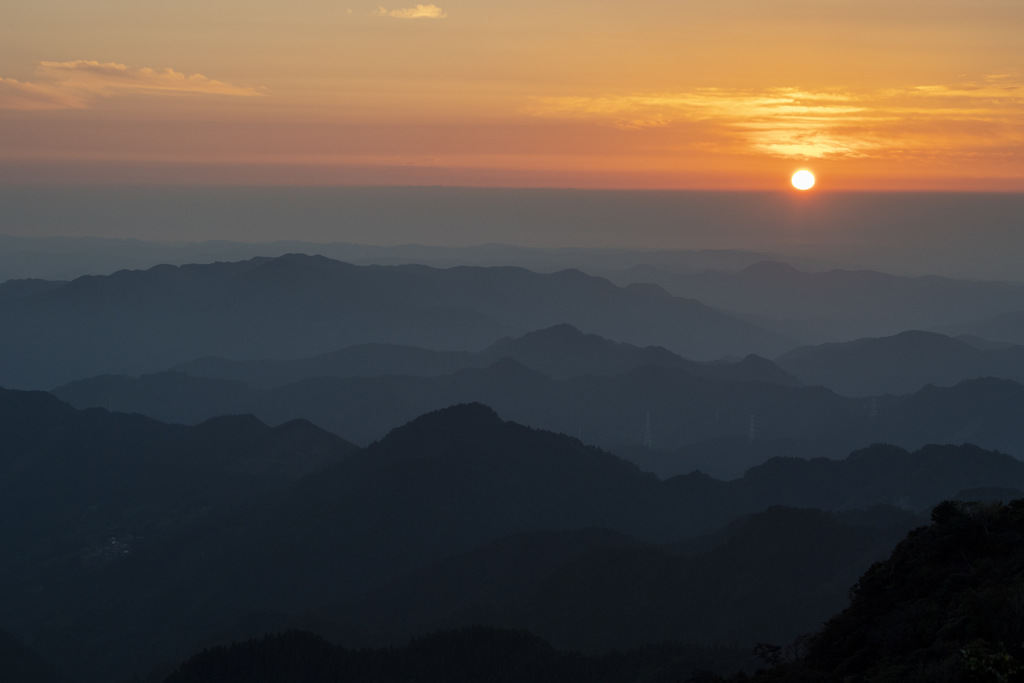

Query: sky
<box><xmin>1</xmin><ymin>0</ymin><xmax>1023</xmax><ymax>191</ymax></box>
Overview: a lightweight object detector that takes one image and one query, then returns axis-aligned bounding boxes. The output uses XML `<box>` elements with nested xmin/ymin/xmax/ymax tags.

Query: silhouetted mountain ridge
<box><xmin>742</xmin><ymin>500</ymin><xmax>1024</xmax><ymax>681</ymax></box>
<box><xmin>331</xmin><ymin>505</ymin><xmax>920</xmax><ymax>653</ymax></box>
<box><xmin>777</xmin><ymin>329</ymin><xmax>1024</xmax><ymax>395</ymax></box>
<box><xmin>155</xmin><ymin>498</ymin><xmax>1024</xmax><ymax>683</ymax></box>
<box><xmin>6</xmin><ymin>392</ymin><xmax>1024</xmax><ymax>682</ymax></box>
<box><xmin>55</xmin><ymin>358</ymin><xmax>1024</xmax><ymax>479</ymax></box>
<box><xmin>614</xmin><ymin>261</ymin><xmax>1024</xmax><ymax>343</ymax></box>
<box><xmin>170</xmin><ymin>324</ymin><xmax>801</xmax><ymax>389</ymax></box>
<box><xmin>0</xmin><ymin>254</ymin><xmax>797</xmax><ymax>389</ymax></box>
<box><xmin>0</xmin><ymin>278</ymin><xmax>67</xmax><ymax>299</ymax></box>
<box><xmin>0</xmin><ymin>232</ymin><xmax>798</xmax><ymax>282</ymax></box>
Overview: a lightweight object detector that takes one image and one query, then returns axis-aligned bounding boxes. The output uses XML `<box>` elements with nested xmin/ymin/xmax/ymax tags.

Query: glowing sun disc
<box><xmin>791</xmin><ymin>170</ymin><xmax>815</xmax><ymax>190</ymax></box>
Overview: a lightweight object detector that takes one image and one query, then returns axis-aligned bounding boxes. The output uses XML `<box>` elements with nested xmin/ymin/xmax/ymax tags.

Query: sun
<box><xmin>791</xmin><ymin>169</ymin><xmax>815</xmax><ymax>190</ymax></box>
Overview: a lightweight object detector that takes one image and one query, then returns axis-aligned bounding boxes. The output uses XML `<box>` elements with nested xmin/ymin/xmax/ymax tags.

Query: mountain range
<box><xmin>777</xmin><ymin>329</ymin><xmax>1024</xmax><ymax>396</ymax></box>
<box><xmin>168</xmin><ymin>323</ymin><xmax>798</xmax><ymax>389</ymax></box>
<box><xmin>0</xmin><ymin>254</ymin><xmax>796</xmax><ymax>389</ymax></box>
<box><xmin>0</xmin><ymin>233</ymin><xmax>806</xmax><ymax>283</ymax></box>
<box><xmin>53</xmin><ymin>333</ymin><xmax>1024</xmax><ymax>479</ymax></box>
<box><xmin>612</xmin><ymin>260</ymin><xmax>1024</xmax><ymax>343</ymax></box>
<box><xmin>4</xmin><ymin>389</ymin><xmax>1023</xmax><ymax>681</ymax></box>
<box><xmin>152</xmin><ymin>498</ymin><xmax>1024</xmax><ymax>683</ymax></box>
<box><xmin>10</xmin><ymin>244</ymin><xmax>1024</xmax><ymax>683</ymax></box>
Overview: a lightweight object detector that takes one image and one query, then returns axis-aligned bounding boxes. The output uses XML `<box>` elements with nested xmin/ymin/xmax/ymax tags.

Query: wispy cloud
<box><xmin>38</xmin><ymin>61</ymin><xmax>263</xmax><ymax>97</ymax></box>
<box><xmin>0</xmin><ymin>60</ymin><xmax>263</xmax><ymax>111</ymax></box>
<box><xmin>0</xmin><ymin>77</ymin><xmax>88</xmax><ymax>110</ymax></box>
<box><xmin>376</xmin><ymin>4</ymin><xmax>447</xmax><ymax>18</ymax></box>
<box><xmin>526</xmin><ymin>76</ymin><xmax>1024</xmax><ymax>162</ymax></box>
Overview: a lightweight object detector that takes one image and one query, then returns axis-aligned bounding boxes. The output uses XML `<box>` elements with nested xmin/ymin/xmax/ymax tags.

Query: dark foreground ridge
<box><xmin>157</xmin><ymin>500</ymin><xmax>1024</xmax><ymax>683</ymax></box>
<box><xmin>160</xmin><ymin>627</ymin><xmax>753</xmax><ymax>683</ymax></box>
<box><xmin>4</xmin><ymin>390</ymin><xmax>1023</xmax><ymax>682</ymax></box>
<box><xmin>743</xmin><ymin>499</ymin><xmax>1024</xmax><ymax>682</ymax></box>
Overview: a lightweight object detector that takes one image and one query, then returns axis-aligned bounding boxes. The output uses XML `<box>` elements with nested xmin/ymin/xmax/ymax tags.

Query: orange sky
<box><xmin>2</xmin><ymin>0</ymin><xmax>1023</xmax><ymax>190</ymax></box>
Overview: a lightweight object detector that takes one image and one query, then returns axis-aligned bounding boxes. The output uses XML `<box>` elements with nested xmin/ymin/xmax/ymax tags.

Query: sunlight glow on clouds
<box><xmin>526</xmin><ymin>77</ymin><xmax>1024</xmax><ymax>163</ymax></box>
<box><xmin>376</xmin><ymin>4</ymin><xmax>447</xmax><ymax>19</ymax></box>
<box><xmin>0</xmin><ymin>61</ymin><xmax>263</xmax><ymax>110</ymax></box>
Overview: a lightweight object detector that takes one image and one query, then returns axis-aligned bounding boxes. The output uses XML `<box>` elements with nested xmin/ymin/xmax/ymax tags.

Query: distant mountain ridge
<box><xmin>55</xmin><ymin>357</ymin><xmax>840</xmax><ymax>457</ymax></box>
<box><xmin>0</xmin><ymin>231</ymin><xmax>808</xmax><ymax>282</ymax></box>
<box><xmin>613</xmin><ymin>260</ymin><xmax>1024</xmax><ymax>343</ymax></box>
<box><xmin>0</xmin><ymin>253</ymin><xmax>795</xmax><ymax>389</ymax></box>
<box><xmin>940</xmin><ymin>305</ymin><xmax>1024</xmax><ymax>347</ymax></box>
<box><xmin>171</xmin><ymin>324</ymin><xmax>801</xmax><ymax>388</ymax></box>
<box><xmin>777</xmin><ymin>329</ymin><xmax>1024</xmax><ymax>396</ymax></box>
<box><xmin>54</xmin><ymin>353</ymin><xmax>1024</xmax><ymax>479</ymax></box>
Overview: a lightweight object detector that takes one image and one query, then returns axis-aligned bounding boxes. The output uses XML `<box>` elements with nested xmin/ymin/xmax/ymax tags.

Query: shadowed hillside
<box><xmin>737</xmin><ymin>499</ymin><xmax>1024</xmax><ymax>681</ymax></box>
<box><xmin>0</xmin><ymin>628</ymin><xmax>68</xmax><ymax>683</ymax></box>
<box><xmin>156</xmin><ymin>499</ymin><xmax>1024</xmax><ymax>683</ymax></box>
<box><xmin>158</xmin><ymin>626</ymin><xmax>757</xmax><ymax>683</ymax></box>
<box><xmin>332</xmin><ymin>506</ymin><xmax>919</xmax><ymax>652</ymax></box>
<box><xmin>6</xmin><ymin>392</ymin><xmax>1024</xmax><ymax>682</ymax></box>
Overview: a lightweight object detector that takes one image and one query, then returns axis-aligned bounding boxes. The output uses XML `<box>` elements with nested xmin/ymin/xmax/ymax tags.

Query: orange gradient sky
<box><xmin>2</xmin><ymin>0</ymin><xmax>1023</xmax><ymax>190</ymax></box>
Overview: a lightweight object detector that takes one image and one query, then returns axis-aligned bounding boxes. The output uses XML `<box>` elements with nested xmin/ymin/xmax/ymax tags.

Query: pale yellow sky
<box><xmin>2</xmin><ymin>0</ymin><xmax>1022</xmax><ymax>188</ymax></box>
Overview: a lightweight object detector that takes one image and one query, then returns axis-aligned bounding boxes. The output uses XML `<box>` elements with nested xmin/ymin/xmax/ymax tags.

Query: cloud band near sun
<box><xmin>525</xmin><ymin>76</ymin><xmax>1024</xmax><ymax>162</ymax></box>
<box><xmin>376</xmin><ymin>4</ymin><xmax>447</xmax><ymax>18</ymax></box>
<box><xmin>0</xmin><ymin>60</ymin><xmax>263</xmax><ymax>111</ymax></box>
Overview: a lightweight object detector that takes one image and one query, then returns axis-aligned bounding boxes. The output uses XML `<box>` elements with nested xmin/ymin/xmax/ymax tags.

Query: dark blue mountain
<box><xmin>0</xmin><ymin>254</ymin><xmax>795</xmax><ymax>389</ymax></box>
<box><xmin>170</xmin><ymin>324</ymin><xmax>799</xmax><ymax>388</ymax></box>
<box><xmin>6</xmin><ymin>392</ymin><xmax>1024</xmax><ymax>682</ymax></box>
<box><xmin>616</xmin><ymin>261</ymin><xmax>1024</xmax><ymax>343</ymax></box>
<box><xmin>778</xmin><ymin>329</ymin><xmax>1024</xmax><ymax>396</ymax></box>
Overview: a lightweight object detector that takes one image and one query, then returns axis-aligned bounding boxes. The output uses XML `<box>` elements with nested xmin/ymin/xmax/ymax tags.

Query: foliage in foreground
<box><xmin>741</xmin><ymin>499</ymin><xmax>1024</xmax><ymax>682</ymax></box>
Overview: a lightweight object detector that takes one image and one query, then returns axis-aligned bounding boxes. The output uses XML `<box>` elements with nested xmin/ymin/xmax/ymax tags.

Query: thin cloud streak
<box><xmin>526</xmin><ymin>77</ymin><xmax>1024</xmax><ymax>162</ymax></box>
<box><xmin>0</xmin><ymin>61</ymin><xmax>263</xmax><ymax>111</ymax></box>
<box><xmin>376</xmin><ymin>4</ymin><xmax>447</xmax><ymax>19</ymax></box>
<box><xmin>0</xmin><ymin>77</ymin><xmax>88</xmax><ymax>111</ymax></box>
